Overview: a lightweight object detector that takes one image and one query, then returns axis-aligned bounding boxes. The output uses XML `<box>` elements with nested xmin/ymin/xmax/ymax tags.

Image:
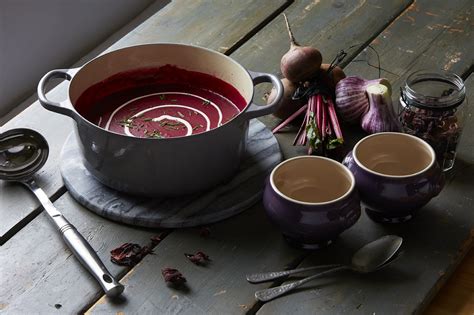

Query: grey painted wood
<box><xmin>60</xmin><ymin>120</ymin><xmax>281</xmax><ymax>228</ymax></box>
<box><xmin>233</xmin><ymin>0</ymin><xmax>414</xmax><ymax>76</ymax></box>
<box><xmin>86</xmin><ymin>202</ymin><xmax>305</xmax><ymax>315</ymax></box>
<box><xmin>0</xmin><ymin>0</ymin><xmax>289</xmax><ymax>243</ymax></box>
<box><xmin>0</xmin><ymin>193</ymin><xmax>157</xmax><ymax>314</ymax></box>
<box><xmin>107</xmin><ymin>0</ymin><xmax>291</xmax><ymax>55</ymax></box>
<box><xmin>344</xmin><ymin>0</ymin><xmax>474</xmax><ymax>87</ymax></box>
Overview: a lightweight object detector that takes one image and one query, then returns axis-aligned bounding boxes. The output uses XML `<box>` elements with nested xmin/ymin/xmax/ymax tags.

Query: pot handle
<box><xmin>37</xmin><ymin>68</ymin><xmax>79</xmax><ymax>118</ymax></box>
<box><xmin>240</xmin><ymin>70</ymin><xmax>283</xmax><ymax>120</ymax></box>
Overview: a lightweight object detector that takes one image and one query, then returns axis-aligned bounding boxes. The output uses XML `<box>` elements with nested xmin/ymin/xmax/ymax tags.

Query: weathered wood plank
<box><xmin>86</xmin><ymin>204</ymin><xmax>304</xmax><ymax>315</ymax></box>
<box><xmin>233</xmin><ymin>0</ymin><xmax>414</xmax><ymax>75</ymax></box>
<box><xmin>344</xmin><ymin>0</ymin><xmax>474</xmax><ymax>85</ymax></box>
<box><xmin>84</xmin><ymin>1</ymin><xmax>418</xmax><ymax>314</ymax></box>
<box><xmin>426</xmin><ymin>245</ymin><xmax>474</xmax><ymax>314</ymax></box>
<box><xmin>0</xmin><ymin>0</ymin><xmax>289</xmax><ymax>244</ymax></box>
<box><xmin>257</xmin><ymin>68</ymin><xmax>474</xmax><ymax>314</ymax></box>
<box><xmin>0</xmin><ymin>194</ymin><xmax>157</xmax><ymax>314</ymax></box>
<box><xmin>108</xmin><ymin>0</ymin><xmax>291</xmax><ymax>55</ymax></box>
<box><xmin>231</xmin><ymin>0</ymin><xmax>413</xmax><ymax>159</ymax></box>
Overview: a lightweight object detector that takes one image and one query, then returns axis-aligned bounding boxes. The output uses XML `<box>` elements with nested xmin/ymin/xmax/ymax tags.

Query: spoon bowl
<box><xmin>0</xmin><ymin>128</ymin><xmax>48</xmax><ymax>181</ymax></box>
<box><xmin>253</xmin><ymin>235</ymin><xmax>403</xmax><ymax>302</ymax></box>
<box><xmin>0</xmin><ymin>128</ymin><xmax>124</xmax><ymax>297</ymax></box>
<box><xmin>351</xmin><ymin>235</ymin><xmax>403</xmax><ymax>273</ymax></box>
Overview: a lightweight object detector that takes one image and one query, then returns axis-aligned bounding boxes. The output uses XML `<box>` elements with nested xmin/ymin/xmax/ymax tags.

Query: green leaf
<box><xmin>305</xmin><ymin>112</ymin><xmax>321</xmax><ymax>152</ymax></box>
<box><xmin>326</xmin><ymin>138</ymin><xmax>344</xmax><ymax>150</ymax></box>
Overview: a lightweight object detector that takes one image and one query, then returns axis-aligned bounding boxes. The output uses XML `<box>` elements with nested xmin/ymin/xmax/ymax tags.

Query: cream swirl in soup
<box><xmin>75</xmin><ymin>65</ymin><xmax>247</xmax><ymax>138</ymax></box>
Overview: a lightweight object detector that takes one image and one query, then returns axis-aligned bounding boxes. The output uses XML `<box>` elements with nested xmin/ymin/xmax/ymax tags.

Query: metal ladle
<box><xmin>0</xmin><ymin>128</ymin><xmax>124</xmax><ymax>297</ymax></box>
<box><xmin>253</xmin><ymin>235</ymin><xmax>403</xmax><ymax>302</ymax></box>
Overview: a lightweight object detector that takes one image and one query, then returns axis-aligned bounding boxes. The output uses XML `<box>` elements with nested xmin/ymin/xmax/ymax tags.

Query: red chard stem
<box><xmin>272</xmin><ymin>103</ymin><xmax>308</xmax><ymax>134</ymax></box>
<box><xmin>320</xmin><ymin>95</ymin><xmax>328</xmax><ymax>141</ymax></box>
<box><xmin>293</xmin><ymin>111</ymin><xmax>308</xmax><ymax>146</ymax></box>
<box><xmin>315</xmin><ymin>95</ymin><xmax>322</xmax><ymax>139</ymax></box>
<box><xmin>327</xmin><ymin>97</ymin><xmax>343</xmax><ymax>141</ymax></box>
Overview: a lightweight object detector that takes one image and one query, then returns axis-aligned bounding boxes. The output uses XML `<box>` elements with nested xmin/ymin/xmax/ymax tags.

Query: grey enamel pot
<box><xmin>37</xmin><ymin>43</ymin><xmax>283</xmax><ymax>196</ymax></box>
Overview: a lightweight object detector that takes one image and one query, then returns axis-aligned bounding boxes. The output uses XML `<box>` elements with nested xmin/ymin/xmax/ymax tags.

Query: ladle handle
<box><xmin>23</xmin><ymin>179</ymin><xmax>124</xmax><ymax>297</ymax></box>
<box><xmin>254</xmin><ymin>266</ymin><xmax>349</xmax><ymax>302</ymax></box>
<box><xmin>59</xmin><ymin>219</ymin><xmax>125</xmax><ymax>297</ymax></box>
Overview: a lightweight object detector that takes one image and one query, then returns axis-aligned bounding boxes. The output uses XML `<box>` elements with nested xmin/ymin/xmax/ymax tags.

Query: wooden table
<box><xmin>1</xmin><ymin>1</ymin><xmax>473</xmax><ymax>314</ymax></box>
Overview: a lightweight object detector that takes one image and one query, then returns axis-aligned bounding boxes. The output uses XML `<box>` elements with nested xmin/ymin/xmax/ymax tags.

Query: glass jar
<box><xmin>399</xmin><ymin>70</ymin><xmax>466</xmax><ymax>171</ymax></box>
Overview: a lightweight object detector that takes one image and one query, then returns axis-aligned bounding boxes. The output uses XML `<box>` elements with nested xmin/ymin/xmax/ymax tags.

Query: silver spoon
<box><xmin>0</xmin><ymin>128</ymin><xmax>124</xmax><ymax>297</ymax></box>
<box><xmin>254</xmin><ymin>235</ymin><xmax>403</xmax><ymax>302</ymax></box>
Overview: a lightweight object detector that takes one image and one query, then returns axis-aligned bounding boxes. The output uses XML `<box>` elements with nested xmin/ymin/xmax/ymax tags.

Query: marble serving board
<box><xmin>59</xmin><ymin>119</ymin><xmax>282</xmax><ymax>228</ymax></box>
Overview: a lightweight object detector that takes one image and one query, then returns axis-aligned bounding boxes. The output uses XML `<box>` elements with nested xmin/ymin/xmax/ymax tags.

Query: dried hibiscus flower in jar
<box><xmin>399</xmin><ymin>70</ymin><xmax>466</xmax><ymax>171</ymax></box>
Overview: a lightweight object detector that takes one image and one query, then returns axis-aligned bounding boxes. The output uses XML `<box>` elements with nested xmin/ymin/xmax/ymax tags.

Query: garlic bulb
<box><xmin>335</xmin><ymin>77</ymin><xmax>391</xmax><ymax>123</ymax></box>
<box><xmin>361</xmin><ymin>83</ymin><xmax>401</xmax><ymax>134</ymax></box>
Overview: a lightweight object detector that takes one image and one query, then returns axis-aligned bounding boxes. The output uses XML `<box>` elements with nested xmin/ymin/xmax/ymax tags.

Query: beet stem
<box><xmin>293</xmin><ymin>111</ymin><xmax>308</xmax><ymax>146</ymax></box>
<box><xmin>283</xmin><ymin>13</ymin><xmax>298</xmax><ymax>46</ymax></box>
<box><xmin>327</xmin><ymin>97</ymin><xmax>343</xmax><ymax>141</ymax></box>
<box><xmin>315</xmin><ymin>95</ymin><xmax>322</xmax><ymax>139</ymax></box>
<box><xmin>316</xmin><ymin>94</ymin><xmax>327</xmax><ymax>141</ymax></box>
<box><xmin>272</xmin><ymin>103</ymin><xmax>308</xmax><ymax>134</ymax></box>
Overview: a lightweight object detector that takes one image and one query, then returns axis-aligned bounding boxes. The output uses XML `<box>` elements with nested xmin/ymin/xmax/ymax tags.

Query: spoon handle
<box><xmin>24</xmin><ymin>179</ymin><xmax>124</xmax><ymax>297</ymax></box>
<box><xmin>246</xmin><ymin>264</ymin><xmax>342</xmax><ymax>283</ymax></box>
<box><xmin>255</xmin><ymin>266</ymin><xmax>349</xmax><ymax>302</ymax></box>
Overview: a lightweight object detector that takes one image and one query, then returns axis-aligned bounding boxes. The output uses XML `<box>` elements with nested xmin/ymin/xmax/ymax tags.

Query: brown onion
<box><xmin>280</xmin><ymin>14</ymin><xmax>322</xmax><ymax>83</ymax></box>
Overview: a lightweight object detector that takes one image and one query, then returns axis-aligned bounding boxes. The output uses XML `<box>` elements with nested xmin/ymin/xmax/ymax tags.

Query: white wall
<box><xmin>0</xmin><ymin>0</ymin><xmax>154</xmax><ymax>118</ymax></box>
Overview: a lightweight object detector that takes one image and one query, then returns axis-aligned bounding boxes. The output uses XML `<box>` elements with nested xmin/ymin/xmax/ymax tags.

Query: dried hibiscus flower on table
<box><xmin>184</xmin><ymin>251</ymin><xmax>211</xmax><ymax>265</ymax></box>
<box><xmin>110</xmin><ymin>243</ymin><xmax>152</xmax><ymax>266</ymax></box>
<box><xmin>162</xmin><ymin>268</ymin><xmax>187</xmax><ymax>286</ymax></box>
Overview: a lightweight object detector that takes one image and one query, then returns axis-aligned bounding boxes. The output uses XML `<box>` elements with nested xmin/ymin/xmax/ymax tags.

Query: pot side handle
<box><xmin>240</xmin><ymin>70</ymin><xmax>283</xmax><ymax>120</ymax></box>
<box><xmin>37</xmin><ymin>68</ymin><xmax>79</xmax><ymax>119</ymax></box>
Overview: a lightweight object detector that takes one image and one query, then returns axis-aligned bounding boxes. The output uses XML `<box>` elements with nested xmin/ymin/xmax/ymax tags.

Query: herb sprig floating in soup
<box><xmin>76</xmin><ymin>65</ymin><xmax>247</xmax><ymax>138</ymax></box>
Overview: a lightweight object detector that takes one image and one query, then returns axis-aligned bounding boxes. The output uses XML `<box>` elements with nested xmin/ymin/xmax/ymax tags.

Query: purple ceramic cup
<box><xmin>263</xmin><ymin>156</ymin><xmax>361</xmax><ymax>250</ymax></box>
<box><xmin>343</xmin><ymin>132</ymin><xmax>445</xmax><ymax>224</ymax></box>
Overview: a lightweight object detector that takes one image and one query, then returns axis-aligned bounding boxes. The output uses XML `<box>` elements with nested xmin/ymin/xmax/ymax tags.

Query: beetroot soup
<box><xmin>76</xmin><ymin>65</ymin><xmax>247</xmax><ymax>138</ymax></box>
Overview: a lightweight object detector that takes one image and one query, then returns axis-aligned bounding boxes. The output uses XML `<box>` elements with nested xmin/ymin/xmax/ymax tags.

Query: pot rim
<box><xmin>352</xmin><ymin>132</ymin><xmax>436</xmax><ymax>178</ymax></box>
<box><xmin>70</xmin><ymin>43</ymin><xmax>254</xmax><ymax>141</ymax></box>
<box><xmin>269</xmin><ymin>156</ymin><xmax>356</xmax><ymax>206</ymax></box>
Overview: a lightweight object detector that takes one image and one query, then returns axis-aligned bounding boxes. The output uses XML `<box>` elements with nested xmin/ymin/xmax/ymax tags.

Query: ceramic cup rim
<box><xmin>353</xmin><ymin>132</ymin><xmax>436</xmax><ymax>178</ymax></box>
<box><xmin>269</xmin><ymin>156</ymin><xmax>356</xmax><ymax>206</ymax></box>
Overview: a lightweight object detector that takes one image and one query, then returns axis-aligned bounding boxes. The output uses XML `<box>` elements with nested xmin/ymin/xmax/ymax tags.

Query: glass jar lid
<box><xmin>400</xmin><ymin>70</ymin><xmax>465</xmax><ymax>110</ymax></box>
